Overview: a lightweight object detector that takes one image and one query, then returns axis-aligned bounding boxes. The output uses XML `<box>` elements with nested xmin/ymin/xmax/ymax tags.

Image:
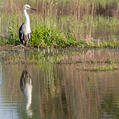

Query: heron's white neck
<box><xmin>23</xmin><ymin>10</ymin><xmax>30</xmax><ymax>25</ymax></box>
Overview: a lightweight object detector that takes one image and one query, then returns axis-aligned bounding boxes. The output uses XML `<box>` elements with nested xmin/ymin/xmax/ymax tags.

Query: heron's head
<box><xmin>23</xmin><ymin>4</ymin><xmax>36</xmax><ymax>11</ymax></box>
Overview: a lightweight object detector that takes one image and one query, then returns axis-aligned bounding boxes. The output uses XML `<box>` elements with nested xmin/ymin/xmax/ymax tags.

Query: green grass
<box><xmin>3</xmin><ymin>25</ymin><xmax>119</xmax><ymax>48</ymax></box>
<box><xmin>3</xmin><ymin>24</ymin><xmax>119</xmax><ymax>48</ymax></box>
<box><xmin>1</xmin><ymin>7</ymin><xmax>119</xmax><ymax>48</ymax></box>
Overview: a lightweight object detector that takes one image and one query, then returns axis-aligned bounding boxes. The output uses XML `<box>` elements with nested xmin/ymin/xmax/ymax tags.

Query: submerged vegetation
<box><xmin>2</xmin><ymin>48</ymin><xmax>119</xmax><ymax>72</ymax></box>
<box><xmin>1</xmin><ymin>0</ymin><xmax>119</xmax><ymax>48</ymax></box>
<box><xmin>83</xmin><ymin>64</ymin><xmax>118</xmax><ymax>71</ymax></box>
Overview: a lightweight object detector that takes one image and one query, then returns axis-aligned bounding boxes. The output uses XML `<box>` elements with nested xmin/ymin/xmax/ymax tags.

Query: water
<box><xmin>0</xmin><ymin>48</ymin><xmax>119</xmax><ymax>119</ymax></box>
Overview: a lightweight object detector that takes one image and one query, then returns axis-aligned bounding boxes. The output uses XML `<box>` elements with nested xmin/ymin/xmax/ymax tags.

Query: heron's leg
<box><xmin>25</xmin><ymin>40</ymin><xmax>29</xmax><ymax>47</ymax></box>
<box><xmin>26</xmin><ymin>35</ymin><xmax>29</xmax><ymax>46</ymax></box>
<box><xmin>23</xmin><ymin>40</ymin><xmax>26</xmax><ymax>45</ymax></box>
<box><xmin>22</xmin><ymin>40</ymin><xmax>24</xmax><ymax>45</ymax></box>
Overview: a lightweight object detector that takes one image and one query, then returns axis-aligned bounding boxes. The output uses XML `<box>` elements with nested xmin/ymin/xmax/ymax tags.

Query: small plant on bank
<box><xmin>30</xmin><ymin>25</ymin><xmax>67</xmax><ymax>48</ymax></box>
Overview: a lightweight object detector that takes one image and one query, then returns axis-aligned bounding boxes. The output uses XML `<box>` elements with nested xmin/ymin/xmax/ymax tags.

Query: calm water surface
<box><xmin>0</xmin><ymin>48</ymin><xmax>119</xmax><ymax>119</ymax></box>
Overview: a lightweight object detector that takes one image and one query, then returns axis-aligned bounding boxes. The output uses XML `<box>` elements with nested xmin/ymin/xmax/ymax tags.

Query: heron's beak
<box><xmin>30</xmin><ymin>7</ymin><xmax>36</xmax><ymax>11</ymax></box>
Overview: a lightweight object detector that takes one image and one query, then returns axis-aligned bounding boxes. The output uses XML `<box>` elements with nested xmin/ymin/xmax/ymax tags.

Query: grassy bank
<box><xmin>0</xmin><ymin>16</ymin><xmax>119</xmax><ymax>48</ymax></box>
<box><xmin>1</xmin><ymin>0</ymin><xmax>119</xmax><ymax>48</ymax></box>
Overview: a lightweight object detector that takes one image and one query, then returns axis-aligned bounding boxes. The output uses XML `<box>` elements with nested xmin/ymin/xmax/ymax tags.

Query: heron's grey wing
<box><xmin>20</xmin><ymin>77</ymin><xmax>24</xmax><ymax>93</ymax></box>
<box><xmin>19</xmin><ymin>24</ymin><xmax>24</xmax><ymax>43</ymax></box>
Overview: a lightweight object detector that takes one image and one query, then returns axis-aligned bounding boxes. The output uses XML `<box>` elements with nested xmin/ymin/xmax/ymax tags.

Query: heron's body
<box><xmin>19</xmin><ymin>4</ymin><xmax>35</xmax><ymax>46</ymax></box>
<box><xmin>19</xmin><ymin>23</ymin><xmax>32</xmax><ymax>46</ymax></box>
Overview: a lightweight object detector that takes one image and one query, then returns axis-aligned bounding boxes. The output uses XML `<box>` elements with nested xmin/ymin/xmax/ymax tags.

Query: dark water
<box><xmin>0</xmin><ymin>48</ymin><xmax>119</xmax><ymax>119</ymax></box>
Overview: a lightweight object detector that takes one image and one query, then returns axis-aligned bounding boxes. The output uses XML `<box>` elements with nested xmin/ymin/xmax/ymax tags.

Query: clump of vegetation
<box><xmin>27</xmin><ymin>24</ymin><xmax>86</xmax><ymax>48</ymax></box>
<box><xmin>30</xmin><ymin>25</ymin><xmax>66</xmax><ymax>48</ymax></box>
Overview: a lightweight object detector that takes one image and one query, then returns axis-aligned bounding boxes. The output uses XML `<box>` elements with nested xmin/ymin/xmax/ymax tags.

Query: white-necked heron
<box><xmin>19</xmin><ymin>4</ymin><xmax>36</xmax><ymax>46</ymax></box>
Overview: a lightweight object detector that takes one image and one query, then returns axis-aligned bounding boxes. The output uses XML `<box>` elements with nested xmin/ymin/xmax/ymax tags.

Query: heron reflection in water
<box><xmin>20</xmin><ymin>70</ymin><xmax>32</xmax><ymax>117</ymax></box>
